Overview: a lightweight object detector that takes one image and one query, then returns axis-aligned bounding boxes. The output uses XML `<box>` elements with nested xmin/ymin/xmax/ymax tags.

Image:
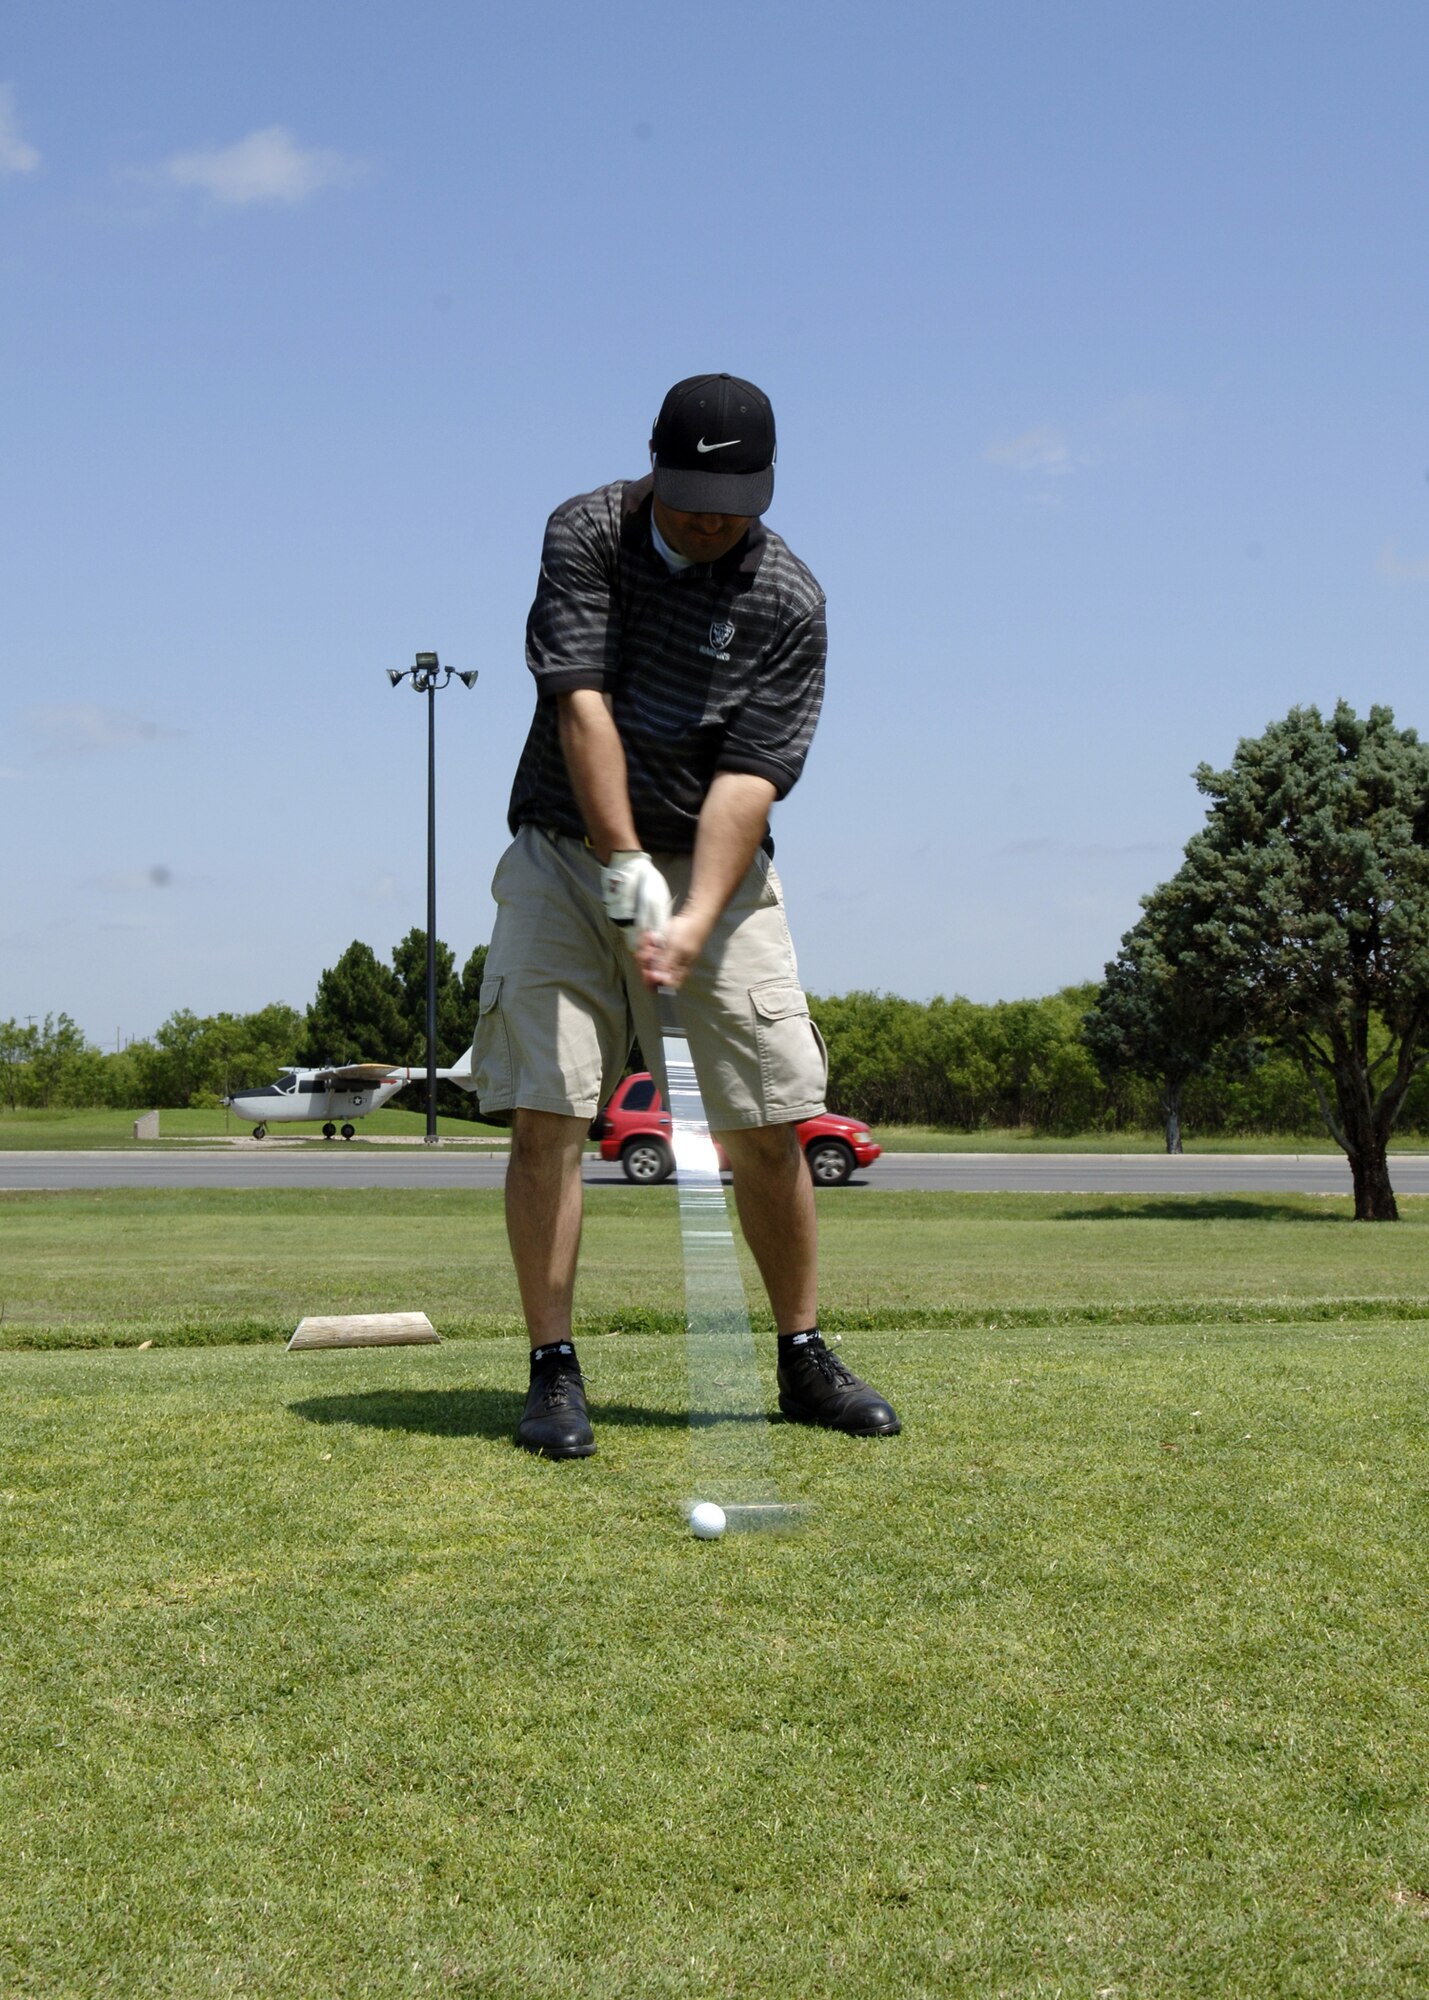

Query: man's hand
<box><xmin>601</xmin><ymin>850</ymin><xmax>673</xmax><ymax>955</ymax></box>
<box><xmin>636</xmin><ymin>912</ymin><xmax>709</xmax><ymax>992</ymax></box>
<box><xmin>631</xmin><ymin>772</ymin><xmax>779</xmax><ymax>991</ymax></box>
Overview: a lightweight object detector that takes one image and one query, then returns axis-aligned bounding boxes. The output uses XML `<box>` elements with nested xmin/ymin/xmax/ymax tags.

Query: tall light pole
<box><xmin>387</xmin><ymin>651</ymin><xmax>477</xmax><ymax>1143</ymax></box>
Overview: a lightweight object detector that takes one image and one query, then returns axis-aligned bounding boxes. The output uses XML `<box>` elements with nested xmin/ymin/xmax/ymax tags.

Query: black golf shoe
<box><xmin>777</xmin><ymin>1336</ymin><xmax>901</xmax><ymax>1436</ymax></box>
<box><xmin>517</xmin><ymin>1347</ymin><xmax>596</xmax><ymax>1459</ymax></box>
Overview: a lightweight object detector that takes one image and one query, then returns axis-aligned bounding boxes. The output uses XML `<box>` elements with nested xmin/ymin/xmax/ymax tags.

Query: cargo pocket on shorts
<box><xmin>809</xmin><ymin>1015</ymin><xmax>830</xmax><ymax>1097</ymax></box>
<box><xmin>473</xmin><ymin>975</ymin><xmax>513</xmax><ymax>1110</ymax></box>
<box><xmin>750</xmin><ymin>979</ymin><xmax>823</xmax><ymax>1119</ymax></box>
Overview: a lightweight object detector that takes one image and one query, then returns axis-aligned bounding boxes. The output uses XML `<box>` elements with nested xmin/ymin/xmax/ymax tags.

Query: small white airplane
<box><xmin>225</xmin><ymin>1046</ymin><xmax>477</xmax><ymax>1139</ymax></box>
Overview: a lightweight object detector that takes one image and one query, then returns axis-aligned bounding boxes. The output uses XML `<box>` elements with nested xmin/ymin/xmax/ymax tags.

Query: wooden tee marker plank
<box><xmin>287</xmin><ymin>1312</ymin><xmax>440</xmax><ymax>1351</ymax></box>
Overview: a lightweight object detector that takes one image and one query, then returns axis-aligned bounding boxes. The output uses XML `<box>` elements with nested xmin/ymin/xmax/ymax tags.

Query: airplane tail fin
<box><xmin>435</xmin><ymin>1043</ymin><xmax>479</xmax><ymax>1093</ymax></box>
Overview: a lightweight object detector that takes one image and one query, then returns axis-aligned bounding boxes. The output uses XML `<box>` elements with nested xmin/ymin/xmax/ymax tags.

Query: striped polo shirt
<box><xmin>507</xmin><ymin>475</ymin><xmax>826</xmax><ymax>853</ymax></box>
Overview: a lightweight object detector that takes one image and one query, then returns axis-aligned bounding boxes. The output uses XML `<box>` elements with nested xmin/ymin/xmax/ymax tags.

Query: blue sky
<box><xmin>3</xmin><ymin>1</ymin><xmax>1428</xmax><ymax>1049</ymax></box>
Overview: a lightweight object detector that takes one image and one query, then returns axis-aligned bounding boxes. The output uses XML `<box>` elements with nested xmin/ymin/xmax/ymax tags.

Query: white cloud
<box><xmin>0</xmin><ymin>82</ymin><xmax>40</xmax><ymax>175</ymax></box>
<box><xmin>983</xmin><ymin>425</ymin><xmax>1076</xmax><ymax>478</ymax></box>
<box><xmin>155</xmin><ymin>125</ymin><xmax>364</xmax><ymax>206</ymax></box>
<box><xmin>25</xmin><ymin>704</ymin><xmax>182</xmax><ymax>757</ymax></box>
<box><xmin>1376</xmin><ymin>541</ymin><xmax>1429</xmax><ymax>584</ymax></box>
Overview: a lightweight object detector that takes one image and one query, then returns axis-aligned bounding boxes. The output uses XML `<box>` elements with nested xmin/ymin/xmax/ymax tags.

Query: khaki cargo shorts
<box><xmin>472</xmin><ymin>824</ymin><xmax>827</xmax><ymax>1130</ymax></box>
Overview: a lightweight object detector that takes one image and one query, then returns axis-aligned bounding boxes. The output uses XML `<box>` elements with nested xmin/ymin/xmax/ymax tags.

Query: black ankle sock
<box><xmin>531</xmin><ymin>1340</ymin><xmax>578</xmax><ymax>1370</ymax></box>
<box><xmin>777</xmin><ymin>1328</ymin><xmax>823</xmax><ymax>1355</ymax></box>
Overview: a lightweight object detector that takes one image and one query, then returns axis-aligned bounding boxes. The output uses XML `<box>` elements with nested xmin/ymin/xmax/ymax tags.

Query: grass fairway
<box><xmin>6</xmin><ymin>1106</ymin><xmax>1427</xmax><ymax>1155</ymax></box>
<box><xmin>3</xmin><ymin>1187</ymin><xmax>1429</xmax><ymax>1352</ymax></box>
<box><xmin>879</xmin><ymin>1126</ymin><xmax>1429</xmax><ymax>1154</ymax></box>
<box><xmin>5</xmin><ymin>1319</ymin><xmax>1429</xmax><ymax>1997</ymax></box>
<box><xmin>0</xmin><ymin>1106</ymin><xmax>513</xmax><ymax>1149</ymax></box>
<box><xmin>4</xmin><ymin>1195</ymin><xmax>1429</xmax><ymax>1995</ymax></box>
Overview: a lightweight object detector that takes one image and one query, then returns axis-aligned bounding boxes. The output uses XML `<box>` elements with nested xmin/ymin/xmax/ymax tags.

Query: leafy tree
<box><xmin>98</xmin><ymin>1044</ymin><xmax>146</xmax><ymax>1109</ymax></box>
<box><xmin>0</xmin><ymin>1019</ymin><xmax>38</xmax><ymax>1110</ymax></box>
<box><xmin>27</xmin><ymin>1014</ymin><xmax>106</xmax><ymax>1107</ymax></box>
<box><xmin>1183</xmin><ymin>1043</ymin><xmax>1318</xmax><ymax>1135</ymax></box>
<box><xmin>1083</xmin><ymin>890</ymin><xmax>1245</xmax><ymax>1152</ymax></box>
<box><xmin>984</xmin><ymin>987</ymin><xmax>1106</xmax><ymax>1133</ymax></box>
<box><xmin>442</xmin><ymin>943</ymin><xmax>490</xmax><ymax>1118</ymax></box>
<box><xmin>811</xmin><ymin>985</ymin><xmax>1107</xmax><ymax>1131</ymax></box>
<box><xmin>301</xmin><ymin>943</ymin><xmax>408</xmax><ymax>1066</ymax></box>
<box><xmin>389</xmin><ymin>928</ymin><xmax>490</xmax><ymax>1120</ymax></box>
<box><xmin>192</xmin><ymin>1004</ymin><xmax>304</xmax><ymax>1100</ymax></box>
<box><xmin>133</xmin><ymin>1009</ymin><xmax>208</xmax><ymax>1105</ymax></box>
<box><xmin>236</xmin><ymin>1002</ymin><xmax>306</xmax><ymax>1081</ymax></box>
<box><xmin>391</xmin><ymin>927</ymin><xmax>467</xmax><ymax>1064</ymax></box>
<box><xmin>296</xmin><ymin>936</ymin><xmax>488</xmax><ymax>1118</ymax></box>
<box><xmin>811</xmin><ymin>991</ymin><xmax>939</xmax><ymax>1123</ymax></box>
<box><xmin>1166</xmin><ymin>701</ymin><xmax>1429</xmax><ymax>1219</ymax></box>
<box><xmin>458</xmin><ymin>943</ymin><xmax>488</xmax><ymax>1036</ymax></box>
<box><xmin>131</xmin><ymin>1005</ymin><xmax>305</xmax><ymax>1105</ymax></box>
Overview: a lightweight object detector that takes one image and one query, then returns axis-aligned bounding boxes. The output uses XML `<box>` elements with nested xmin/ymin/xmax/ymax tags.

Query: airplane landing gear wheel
<box><xmin>322</xmin><ymin>1123</ymin><xmax>336</xmax><ymax>1140</ymax></box>
<box><xmin>341</xmin><ymin>1123</ymin><xmax>356</xmax><ymax>1140</ymax></box>
<box><xmin>252</xmin><ymin>1123</ymin><xmax>267</xmax><ymax>1140</ymax></box>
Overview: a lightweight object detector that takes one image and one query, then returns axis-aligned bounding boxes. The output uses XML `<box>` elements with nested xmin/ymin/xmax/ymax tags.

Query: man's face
<box><xmin>651</xmin><ymin>494</ymin><xmax>753</xmax><ymax>564</ymax></box>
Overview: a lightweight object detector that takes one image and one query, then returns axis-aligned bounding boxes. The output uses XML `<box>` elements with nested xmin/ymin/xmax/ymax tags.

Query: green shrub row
<box><xmin>810</xmin><ymin>985</ymin><xmax>1429</xmax><ymax>1136</ymax></box>
<box><xmin>9</xmin><ymin>977</ymin><xmax>1428</xmax><ymax>1140</ymax></box>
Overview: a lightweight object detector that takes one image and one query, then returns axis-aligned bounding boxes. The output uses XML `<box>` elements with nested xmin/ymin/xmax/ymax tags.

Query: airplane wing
<box><xmin>312</xmin><ymin>1046</ymin><xmax>478</xmax><ymax>1092</ymax></box>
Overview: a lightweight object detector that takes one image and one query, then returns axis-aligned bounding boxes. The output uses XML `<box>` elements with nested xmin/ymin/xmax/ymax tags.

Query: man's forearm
<box><xmin>556</xmin><ymin>691</ymin><xmax>638</xmax><ymax>862</ymax></box>
<box><xmin>682</xmin><ymin>772</ymin><xmax>779</xmax><ymax>945</ymax></box>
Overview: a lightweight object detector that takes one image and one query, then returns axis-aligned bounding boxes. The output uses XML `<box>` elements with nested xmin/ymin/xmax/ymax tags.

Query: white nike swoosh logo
<box><xmin>695</xmin><ymin>437</ymin><xmax>742</xmax><ymax>453</ymax></box>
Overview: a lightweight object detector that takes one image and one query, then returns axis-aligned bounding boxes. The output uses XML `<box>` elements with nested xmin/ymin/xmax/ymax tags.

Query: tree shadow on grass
<box><xmin>287</xmin><ymin>1388</ymin><xmax>767</xmax><ymax>1441</ymax></box>
<box><xmin>1057</xmin><ymin>1197</ymin><xmax>1349</xmax><ymax>1224</ymax></box>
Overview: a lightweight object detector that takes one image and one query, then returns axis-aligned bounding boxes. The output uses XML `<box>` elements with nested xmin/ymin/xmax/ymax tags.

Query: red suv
<box><xmin>592</xmin><ymin>1072</ymin><xmax>881</xmax><ymax>1186</ymax></box>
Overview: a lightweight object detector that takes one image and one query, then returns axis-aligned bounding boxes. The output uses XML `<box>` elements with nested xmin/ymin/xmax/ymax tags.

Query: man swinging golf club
<box><xmin>473</xmin><ymin>371</ymin><xmax>900</xmax><ymax>1457</ymax></box>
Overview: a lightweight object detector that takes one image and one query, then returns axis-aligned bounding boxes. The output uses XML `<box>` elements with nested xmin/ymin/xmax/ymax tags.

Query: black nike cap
<box><xmin>650</xmin><ymin>373</ymin><xmax>776</xmax><ymax>516</ymax></box>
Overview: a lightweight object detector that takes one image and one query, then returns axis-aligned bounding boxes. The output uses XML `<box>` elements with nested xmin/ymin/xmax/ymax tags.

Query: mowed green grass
<box><xmin>881</xmin><ymin>1126</ymin><xmax>1429</xmax><ymax>1154</ymax></box>
<box><xmin>5</xmin><ymin>1105</ymin><xmax>1428</xmax><ymax>1153</ymax></box>
<box><xmin>3</xmin><ymin>1188</ymin><xmax>1429</xmax><ymax>1350</ymax></box>
<box><xmin>5</xmin><ymin>1315</ymin><xmax>1429</xmax><ymax>1997</ymax></box>
<box><xmin>0</xmin><ymin>1106</ymin><xmax>513</xmax><ymax>1149</ymax></box>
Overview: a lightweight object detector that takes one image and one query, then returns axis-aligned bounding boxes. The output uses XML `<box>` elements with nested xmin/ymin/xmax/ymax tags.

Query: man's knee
<box><xmin>510</xmin><ymin>1107</ymin><xmax>589</xmax><ymax>1166</ymax></box>
<box><xmin>717</xmin><ymin>1121</ymin><xmax>804</xmax><ymax>1174</ymax></box>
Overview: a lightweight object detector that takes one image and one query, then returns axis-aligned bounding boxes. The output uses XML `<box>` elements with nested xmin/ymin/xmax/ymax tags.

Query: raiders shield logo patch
<box><xmin>700</xmin><ymin>620</ymin><xmax>736</xmax><ymax>662</ymax></box>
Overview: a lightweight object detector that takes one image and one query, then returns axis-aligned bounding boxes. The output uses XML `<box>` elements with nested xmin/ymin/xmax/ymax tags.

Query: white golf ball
<box><xmin>689</xmin><ymin>1501</ymin><xmax>727</xmax><ymax>1540</ymax></box>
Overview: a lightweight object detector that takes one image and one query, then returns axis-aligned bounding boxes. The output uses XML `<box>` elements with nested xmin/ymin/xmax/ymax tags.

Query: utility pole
<box><xmin>387</xmin><ymin>652</ymin><xmax>478</xmax><ymax>1141</ymax></box>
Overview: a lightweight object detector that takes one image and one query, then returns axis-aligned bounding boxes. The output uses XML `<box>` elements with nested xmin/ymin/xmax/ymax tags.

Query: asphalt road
<box><xmin>6</xmin><ymin>1148</ymin><xmax>1429</xmax><ymax>1195</ymax></box>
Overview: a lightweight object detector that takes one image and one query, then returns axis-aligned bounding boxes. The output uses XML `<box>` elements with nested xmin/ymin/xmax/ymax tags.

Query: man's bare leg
<box><xmin>719</xmin><ymin>1120</ymin><xmax>900</xmax><ymax>1435</ymax></box>
<box><xmin>506</xmin><ymin>1108</ymin><xmax>589</xmax><ymax>1347</ymax></box>
<box><xmin>717</xmin><ymin>1122</ymin><xmax>817</xmax><ymax>1332</ymax></box>
<box><xmin>507</xmin><ymin>1108</ymin><xmax>597</xmax><ymax>1457</ymax></box>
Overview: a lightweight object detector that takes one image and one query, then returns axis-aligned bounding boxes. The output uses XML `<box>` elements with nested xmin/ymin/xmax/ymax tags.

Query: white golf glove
<box><xmin>601</xmin><ymin>849</ymin><xmax>672</xmax><ymax>952</ymax></box>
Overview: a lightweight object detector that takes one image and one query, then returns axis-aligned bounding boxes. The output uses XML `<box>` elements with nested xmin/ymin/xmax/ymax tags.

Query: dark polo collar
<box><xmin>619</xmin><ymin>474</ymin><xmax>767</xmax><ymax>579</ymax></box>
